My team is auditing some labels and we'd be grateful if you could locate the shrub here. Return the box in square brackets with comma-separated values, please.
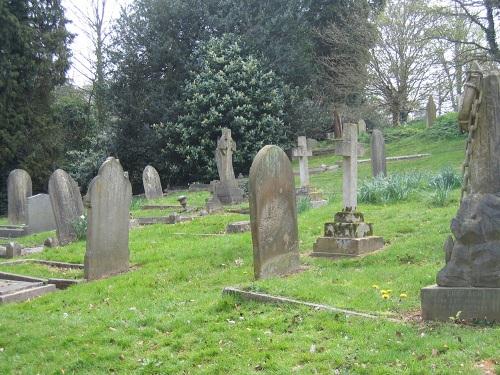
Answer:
[429, 166, 462, 191]
[424, 112, 462, 140]
[358, 172, 427, 204]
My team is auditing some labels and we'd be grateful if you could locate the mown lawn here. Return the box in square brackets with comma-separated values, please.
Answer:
[0, 124, 498, 374]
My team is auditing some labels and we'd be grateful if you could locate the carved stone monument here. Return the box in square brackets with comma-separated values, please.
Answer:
[426, 95, 437, 128]
[213, 128, 244, 204]
[48, 169, 84, 245]
[371, 129, 387, 177]
[142, 165, 163, 200]
[249, 145, 300, 279]
[421, 64, 500, 321]
[84, 157, 132, 280]
[26, 194, 57, 234]
[312, 124, 384, 258]
[7, 169, 32, 224]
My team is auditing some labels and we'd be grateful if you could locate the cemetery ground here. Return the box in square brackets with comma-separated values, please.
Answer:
[1, 127, 499, 373]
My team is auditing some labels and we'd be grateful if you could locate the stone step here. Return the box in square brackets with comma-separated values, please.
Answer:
[0, 284, 56, 304]
[0, 226, 27, 238]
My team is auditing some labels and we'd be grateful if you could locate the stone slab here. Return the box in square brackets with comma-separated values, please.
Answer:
[226, 221, 251, 233]
[0, 279, 44, 295]
[0, 283, 56, 304]
[0, 225, 27, 238]
[421, 285, 500, 321]
[311, 236, 384, 259]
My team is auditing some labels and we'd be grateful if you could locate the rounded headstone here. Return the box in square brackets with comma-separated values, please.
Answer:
[249, 145, 300, 279]
[142, 165, 163, 200]
[7, 169, 32, 224]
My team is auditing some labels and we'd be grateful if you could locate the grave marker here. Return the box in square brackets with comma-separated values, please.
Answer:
[292, 136, 312, 189]
[371, 129, 387, 177]
[26, 194, 56, 234]
[426, 95, 436, 128]
[7, 169, 32, 225]
[143, 165, 163, 199]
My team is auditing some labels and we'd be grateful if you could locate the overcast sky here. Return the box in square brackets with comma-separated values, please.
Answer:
[62, 0, 130, 87]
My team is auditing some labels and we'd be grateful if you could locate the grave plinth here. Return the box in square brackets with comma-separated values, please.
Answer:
[311, 124, 384, 259]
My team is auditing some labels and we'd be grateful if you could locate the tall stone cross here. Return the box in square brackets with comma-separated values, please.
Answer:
[292, 136, 312, 188]
[335, 123, 364, 211]
[216, 128, 237, 183]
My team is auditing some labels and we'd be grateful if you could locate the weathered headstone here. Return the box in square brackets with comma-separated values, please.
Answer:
[226, 221, 251, 234]
[312, 124, 384, 258]
[26, 194, 57, 234]
[48, 169, 84, 245]
[7, 169, 32, 225]
[426, 95, 436, 128]
[213, 128, 244, 204]
[306, 138, 319, 150]
[421, 64, 500, 321]
[370, 129, 387, 177]
[84, 157, 132, 281]
[358, 119, 367, 134]
[142, 165, 163, 200]
[249, 145, 300, 279]
[293, 136, 312, 189]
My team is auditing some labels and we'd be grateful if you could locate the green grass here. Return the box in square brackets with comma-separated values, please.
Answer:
[0, 122, 499, 374]
[0, 263, 83, 279]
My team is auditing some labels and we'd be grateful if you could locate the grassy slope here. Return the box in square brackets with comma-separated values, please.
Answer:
[0, 122, 498, 374]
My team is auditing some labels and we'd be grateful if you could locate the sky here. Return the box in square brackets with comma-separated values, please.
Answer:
[62, 0, 130, 87]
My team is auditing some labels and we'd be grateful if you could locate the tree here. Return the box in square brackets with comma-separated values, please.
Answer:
[0, 0, 72, 212]
[157, 35, 290, 184]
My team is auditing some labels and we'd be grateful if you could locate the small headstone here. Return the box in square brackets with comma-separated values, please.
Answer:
[370, 129, 387, 177]
[84, 157, 132, 281]
[177, 195, 187, 209]
[44, 237, 59, 248]
[426, 95, 437, 128]
[7, 169, 32, 225]
[358, 119, 367, 134]
[226, 221, 251, 234]
[48, 169, 84, 245]
[306, 138, 319, 150]
[292, 136, 312, 189]
[249, 145, 300, 279]
[206, 194, 223, 213]
[214, 128, 244, 204]
[5, 242, 22, 259]
[142, 165, 163, 200]
[26, 194, 56, 234]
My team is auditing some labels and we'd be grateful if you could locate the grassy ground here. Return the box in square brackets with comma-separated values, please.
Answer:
[0, 120, 498, 374]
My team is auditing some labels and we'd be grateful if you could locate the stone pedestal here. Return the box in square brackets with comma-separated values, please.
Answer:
[421, 285, 500, 321]
[214, 182, 244, 205]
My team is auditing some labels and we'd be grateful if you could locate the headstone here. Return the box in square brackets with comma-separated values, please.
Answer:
[426, 95, 436, 128]
[84, 157, 132, 281]
[48, 169, 84, 245]
[358, 119, 367, 134]
[421, 64, 500, 321]
[249, 145, 300, 279]
[142, 165, 163, 200]
[7, 169, 32, 224]
[206, 193, 223, 214]
[214, 128, 245, 204]
[226, 221, 251, 234]
[292, 136, 312, 189]
[370, 129, 387, 177]
[5, 242, 21, 259]
[26, 194, 56, 234]
[312, 124, 384, 258]
[306, 138, 319, 150]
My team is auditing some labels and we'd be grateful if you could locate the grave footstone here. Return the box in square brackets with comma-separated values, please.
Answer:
[84, 157, 132, 280]
[426, 95, 437, 128]
[7, 169, 32, 225]
[312, 124, 384, 258]
[26, 194, 56, 234]
[249, 145, 300, 279]
[143, 165, 163, 199]
[371, 129, 387, 177]
[48, 169, 84, 245]
[421, 64, 500, 321]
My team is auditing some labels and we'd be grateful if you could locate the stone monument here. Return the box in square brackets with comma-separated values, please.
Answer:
[421, 64, 500, 321]
[84, 157, 132, 280]
[426, 95, 437, 128]
[249, 145, 300, 279]
[371, 129, 387, 177]
[358, 119, 367, 134]
[48, 169, 84, 245]
[293, 136, 312, 190]
[142, 165, 163, 200]
[312, 124, 384, 258]
[213, 128, 244, 204]
[26, 194, 57, 234]
[7, 169, 32, 224]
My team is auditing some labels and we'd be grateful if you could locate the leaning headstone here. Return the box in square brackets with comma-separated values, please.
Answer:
[142, 165, 163, 200]
[48, 169, 84, 245]
[26, 194, 56, 234]
[249, 145, 300, 279]
[421, 64, 500, 321]
[213, 128, 245, 204]
[312, 124, 384, 258]
[358, 119, 367, 134]
[370, 129, 387, 177]
[84, 157, 132, 281]
[426, 95, 437, 128]
[7, 169, 32, 225]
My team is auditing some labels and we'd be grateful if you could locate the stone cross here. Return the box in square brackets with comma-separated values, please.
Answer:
[292, 136, 312, 188]
[426, 95, 436, 128]
[215, 128, 237, 183]
[334, 123, 364, 211]
[371, 129, 387, 177]
[7, 169, 32, 225]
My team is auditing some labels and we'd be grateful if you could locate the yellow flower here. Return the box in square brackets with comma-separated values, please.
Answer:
[372, 284, 379, 289]
[400, 293, 408, 298]
[382, 294, 390, 300]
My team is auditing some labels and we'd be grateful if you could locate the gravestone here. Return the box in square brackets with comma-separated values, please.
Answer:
[0, 279, 56, 304]
[249, 145, 300, 279]
[312, 124, 384, 258]
[226, 221, 251, 234]
[358, 119, 367, 134]
[426, 95, 436, 128]
[306, 138, 319, 150]
[7, 169, 32, 225]
[421, 64, 500, 321]
[213, 128, 244, 204]
[142, 165, 163, 200]
[293, 136, 312, 189]
[84, 157, 132, 281]
[48, 169, 84, 245]
[26, 194, 57, 234]
[370, 129, 387, 177]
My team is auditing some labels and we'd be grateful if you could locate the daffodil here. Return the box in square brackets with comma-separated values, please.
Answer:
[400, 293, 408, 298]
[382, 294, 390, 300]
[372, 284, 379, 289]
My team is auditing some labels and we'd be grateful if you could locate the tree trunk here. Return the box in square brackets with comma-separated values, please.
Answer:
[333, 110, 343, 138]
